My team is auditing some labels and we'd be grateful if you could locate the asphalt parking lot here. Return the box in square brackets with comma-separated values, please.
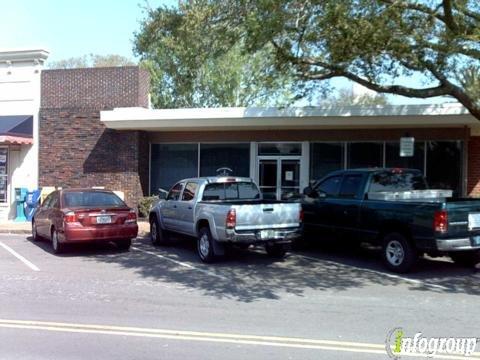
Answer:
[1, 233, 480, 359]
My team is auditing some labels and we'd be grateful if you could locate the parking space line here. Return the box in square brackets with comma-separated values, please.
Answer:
[131, 246, 227, 280]
[0, 241, 40, 272]
[295, 254, 450, 291]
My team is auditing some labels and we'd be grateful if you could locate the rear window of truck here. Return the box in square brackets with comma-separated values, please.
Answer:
[369, 170, 427, 192]
[202, 182, 261, 201]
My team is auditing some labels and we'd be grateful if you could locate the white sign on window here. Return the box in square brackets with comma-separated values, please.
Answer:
[400, 137, 415, 157]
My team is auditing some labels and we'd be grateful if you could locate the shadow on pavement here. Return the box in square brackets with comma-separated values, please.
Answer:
[27, 235, 480, 302]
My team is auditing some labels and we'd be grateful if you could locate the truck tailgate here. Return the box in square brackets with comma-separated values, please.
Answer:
[233, 202, 301, 231]
[445, 199, 480, 236]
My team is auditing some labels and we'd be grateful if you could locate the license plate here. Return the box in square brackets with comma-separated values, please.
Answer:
[260, 230, 276, 239]
[468, 213, 480, 230]
[96, 215, 111, 224]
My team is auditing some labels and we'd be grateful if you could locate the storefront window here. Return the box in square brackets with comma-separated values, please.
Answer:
[385, 141, 425, 173]
[426, 141, 463, 195]
[150, 144, 198, 194]
[310, 143, 344, 180]
[258, 143, 302, 156]
[347, 142, 383, 169]
[200, 143, 250, 177]
[0, 148, 6, 203]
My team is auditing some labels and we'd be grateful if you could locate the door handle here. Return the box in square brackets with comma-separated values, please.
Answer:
[173, 205, 177, 208]
[188, 206, 192, 210]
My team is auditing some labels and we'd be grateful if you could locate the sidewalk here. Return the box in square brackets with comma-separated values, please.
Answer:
[0, 220, 150, 236]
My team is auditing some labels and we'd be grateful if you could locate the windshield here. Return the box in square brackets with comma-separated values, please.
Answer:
[63, 191, 126, 208]
[369, 170, 428, 192]
[202, 182, 261, 201]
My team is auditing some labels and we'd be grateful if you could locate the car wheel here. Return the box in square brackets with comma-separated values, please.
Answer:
[150, 216, 168, 246]
[32, 221, 40, 242]
[450, 251, 480, 267]
[382, 232, 417, 273]
[51, 229, 64, 254]
[265, 244, 287, 259]
[116, 239, 132, 251]
[197, 227, 215, 263]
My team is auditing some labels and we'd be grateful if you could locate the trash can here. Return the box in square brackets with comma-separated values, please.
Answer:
[14, 187, 28, 222]
[25, 190, 41, 222]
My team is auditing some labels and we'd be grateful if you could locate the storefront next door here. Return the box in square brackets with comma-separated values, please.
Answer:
[258, 157, 301, 200]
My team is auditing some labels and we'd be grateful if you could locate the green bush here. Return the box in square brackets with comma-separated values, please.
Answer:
[138, 196, 158, 218]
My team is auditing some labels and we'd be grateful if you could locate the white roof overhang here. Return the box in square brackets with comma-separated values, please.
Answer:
[100, 103, 478, 132]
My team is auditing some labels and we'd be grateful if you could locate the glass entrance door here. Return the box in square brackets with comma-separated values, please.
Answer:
[258, 158, 301, 200]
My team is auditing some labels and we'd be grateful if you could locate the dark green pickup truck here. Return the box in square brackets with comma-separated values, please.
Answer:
[302, 168, 480, 273]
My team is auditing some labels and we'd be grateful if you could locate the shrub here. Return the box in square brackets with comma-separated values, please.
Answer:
[138, 196, 158, 218]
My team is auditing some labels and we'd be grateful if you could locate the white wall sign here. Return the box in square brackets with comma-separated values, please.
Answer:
[400, 137, 415, 157]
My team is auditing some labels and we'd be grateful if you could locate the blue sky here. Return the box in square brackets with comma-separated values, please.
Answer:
[0, 0, 175, 63]
[0, 0, 450, 106]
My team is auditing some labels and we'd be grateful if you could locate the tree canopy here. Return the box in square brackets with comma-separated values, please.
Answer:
[137, 0, 479, 118]
[133, 3, 309, 108]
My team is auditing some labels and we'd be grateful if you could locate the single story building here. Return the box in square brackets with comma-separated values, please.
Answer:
[38, 66, 480, 208]
[0, 49, 49, 220]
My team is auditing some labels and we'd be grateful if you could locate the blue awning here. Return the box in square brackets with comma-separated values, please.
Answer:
[0, 115, 32, 137]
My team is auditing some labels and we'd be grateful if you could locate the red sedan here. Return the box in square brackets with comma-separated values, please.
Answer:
[32, 189, 138, 253]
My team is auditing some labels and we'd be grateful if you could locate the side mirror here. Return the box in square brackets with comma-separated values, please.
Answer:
[303, 186, 319, 198]
[157, 188, 168, 200]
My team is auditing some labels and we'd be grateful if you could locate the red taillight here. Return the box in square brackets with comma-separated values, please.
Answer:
[226, 209, 236, 229]
[126, 209, 137, 224]
[299, 208, 304, 223]
[64, 211, 77, 223]
[434, 210, 448, 233]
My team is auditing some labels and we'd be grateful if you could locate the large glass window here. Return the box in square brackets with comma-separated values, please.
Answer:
[385, 142, 425, 173]
[258, 143, 302, 156]
[347, 142, 383, 169]
[200, 143, 250, 177]
[150, 144, 198, 194]
[310, 143, 344, 180]
[426, 141, 463, 195]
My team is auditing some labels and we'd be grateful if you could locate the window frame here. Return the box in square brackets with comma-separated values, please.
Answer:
[315, 175, 343, 197]
[167, 182, 184, 201]
[181, 182, 198, 202]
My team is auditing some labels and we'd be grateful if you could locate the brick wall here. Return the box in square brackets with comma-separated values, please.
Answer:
[39, 67, 150, 208]
[468, 136, 480, 197]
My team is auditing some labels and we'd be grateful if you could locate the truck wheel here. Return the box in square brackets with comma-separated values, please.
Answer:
[265, 244, 287, 259]
[382, 233, 417, 273]
[197, 227, 215, 263]
[450, 251, 480, 267]
[51, 229, 64, 255]
[115, 239, 132, 251]
[150, 216, 169, 246]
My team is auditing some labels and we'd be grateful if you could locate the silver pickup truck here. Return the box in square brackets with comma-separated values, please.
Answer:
[149, 176, 303, 262]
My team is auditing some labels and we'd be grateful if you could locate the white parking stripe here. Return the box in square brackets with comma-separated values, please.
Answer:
[296, 254, 449, 290]
[132, 246, 227, 280]
[0, 241, 40, 272]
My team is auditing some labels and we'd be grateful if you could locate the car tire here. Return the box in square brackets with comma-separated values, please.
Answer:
[32, 220, 40, 242]
[51, 228, 64, 254]
[265, 244, 287, 259]
[197, 227, 215, 263]
[450, 251, 480, 267]
[116, 239, 132, 251]
[150, 216, 169, 246]
[382, 232, 417, 273]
